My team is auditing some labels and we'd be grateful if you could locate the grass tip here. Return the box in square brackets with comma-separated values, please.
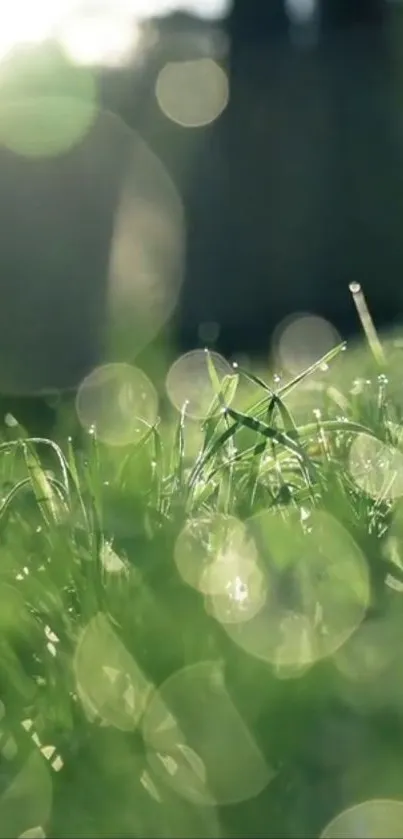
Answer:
[349, 282, 361, 295]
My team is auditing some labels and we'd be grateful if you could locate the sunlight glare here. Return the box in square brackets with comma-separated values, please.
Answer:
[0, 0, 68, 60]
[0, 0, 232, 66]
[58, 2, 147, 68]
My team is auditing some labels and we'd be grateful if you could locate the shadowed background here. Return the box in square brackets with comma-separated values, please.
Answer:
[0, 0, 401, 405]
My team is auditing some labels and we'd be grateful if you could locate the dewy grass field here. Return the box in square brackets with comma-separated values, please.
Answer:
[2, 291, 403, 837]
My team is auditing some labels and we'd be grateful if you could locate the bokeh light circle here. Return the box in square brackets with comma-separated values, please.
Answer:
[349, 433, 403, 501]
[166, 350, 233, 418]
[142, 661, 272, 806]
[107, 125, 185, 361]
[0, 750, 52, 839]
[174, 513, 267, 623]
[0, 96, 96, 158]
[0, 46, 97, 157]
[76, 363, 158, 446]
[156, 58, 229, 128]
[273, 313, 340, 376]
[74, 612, 151, 731]
[0, 110, 183, 395]
[204, 557, 267, 625]
[321, 799, 403, 838]
[219, 509, 370, 677]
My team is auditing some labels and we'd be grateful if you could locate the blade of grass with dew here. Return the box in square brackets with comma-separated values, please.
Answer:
[73, 432, 107, 613]
[349, 282, 386, 367]
[243, 341, 347, 423]
[225, 407, 316, 477]
[277, 341, 347, 399]
[0, 420, 70, 526]
[150, 425, 165, 514]
[191, 373, 240, 494]
[204, 416, 378, 497]
[297, 418, 379, 441]
[22, 442, 66, 526]
[191, 408, 317, 500]
[242, 390, 279, 507]
[250, 388, 302, 504]
[189, 419, 239, 490]
[206, 348, 226, 406]
[66, 435, 92, 536]
[201, 372, 239, 453]
[206, 358, 239, 506]
[190, 396, 304, 492]
[5, 415, 71, 497]
[116, 422, 157, 488]
[170, 402, 187, 495]
[234, 364, 301, 447]
[0, 478, 36, 528]
[29, 438, 70, 497]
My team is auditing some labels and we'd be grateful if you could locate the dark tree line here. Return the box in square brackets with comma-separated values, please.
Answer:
[229, 0, 386, 41]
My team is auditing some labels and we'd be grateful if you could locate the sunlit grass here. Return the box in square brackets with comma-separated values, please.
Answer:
[3, 308, 403, 835]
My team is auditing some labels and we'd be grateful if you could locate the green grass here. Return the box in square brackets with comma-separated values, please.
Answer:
[2, 328, 403, 837]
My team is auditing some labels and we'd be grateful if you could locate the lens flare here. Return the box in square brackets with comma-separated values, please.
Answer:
[76, 363, 158, 446]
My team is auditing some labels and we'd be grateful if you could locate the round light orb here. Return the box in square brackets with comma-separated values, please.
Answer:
[274, 313, 340, 376]
[76, 362, 158, 446]
[142, 661, 272, 806]
[349, 433, 403, 502]
[156, 58, 229, 128]
[166, 350, 233, 418]
[221, 508, 370, 676]
[0, 45, 97, 157]
[321, 799, 403, 839]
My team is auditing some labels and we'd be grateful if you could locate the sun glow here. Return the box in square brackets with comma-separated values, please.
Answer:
[0, 0, 232, 65]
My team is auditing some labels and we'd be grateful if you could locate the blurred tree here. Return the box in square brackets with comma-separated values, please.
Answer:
[229, 0, 387, 40]
[319, 0, 386, 30]
[229, 0, 289, 43]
